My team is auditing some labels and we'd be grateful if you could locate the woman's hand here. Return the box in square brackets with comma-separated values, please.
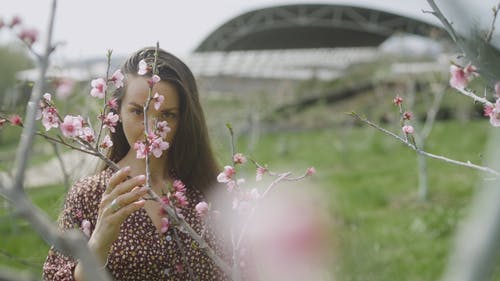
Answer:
[88, 166, 148, 264]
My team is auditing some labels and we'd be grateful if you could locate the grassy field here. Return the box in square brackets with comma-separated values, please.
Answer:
[0, 119, 497, 280]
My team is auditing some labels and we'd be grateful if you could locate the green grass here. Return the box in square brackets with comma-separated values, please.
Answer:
[0, 119, 496, 280]
[0, 184, 66, 277]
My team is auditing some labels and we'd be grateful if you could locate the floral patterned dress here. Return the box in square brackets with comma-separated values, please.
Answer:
[42, 168, 230, 281]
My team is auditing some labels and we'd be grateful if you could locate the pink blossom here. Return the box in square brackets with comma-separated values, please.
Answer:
[489, 100, 500, 127]
[90, 78, 107, 99]
[195, 201, 209, 217]
[137, 59, 148, 75]
[174, 191, 188, 207]
[107, 98, 119, 111]
[173, 180, 186, 193]
[403, 111, 413, 120]
[306, 167, 316, 176]
[81, 219, 91, 237]
[484, 104, 494, 117]
[256, 167, 267, 182]
[250, 188, 260, 200]
[100, 135, 113, 149]
[41, 107, 59, 131]
[79, 127, 95, 143]
[159, 196, 170, 216]
[148, 75, 161, 88]
[150, 136, 169, 158]
[9, 16, 21, 28]
[226, 180, 236, 192]
[153, 92, 164, 110]
[60, 115, 83, 138]
[18, 28, 38, 46]
[160, 217, 170, 234]
[156, 121, 171, 138]
[393, 95, 403, 106]
[449, 64, 478, 89]
[55, 79, 75, 99]
[134, 141, 148, 159]
[233, 153, 247, 165]
[9, 115, 22, 126]
[402, 125, 414, 134]
[110, 69, 124, 88]
[43, 93, 52, 102]
[102, 112, 119, 133]
[217, 166, 235, 183]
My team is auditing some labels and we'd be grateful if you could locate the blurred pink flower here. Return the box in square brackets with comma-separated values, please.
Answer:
[150, 136, 169, 158]
[9, 115, 22, 126]
[217, 166, 235, 183]
[233, 153, 247, 165]
[195, 201, 209, 217]
[60, 115, 83, 138]
[137, 59, 148, 75]
[107, 98, 119, 111]
[90, 78, 107, 99]
[156, 121, 170, 138]
[148, 75, 161, 88]
[102, 112, 119, 133]
[402, 125, 414, 134]
[449, 63, 478, 89]
[100, 135, 113, 149]
[81, 219, 91, 237]
[173, 179, 186, 193]
[160, 217, 170, 234]
[110, 69, 124, 88]
[256, 167, 267, 182]
[153, 92, 164, 110]
[41, 107, 59, 131]
[306, 167, 316, 176]
[134, 141, 148, 159]
[18, 28, 37, 46]
[9, 16, 21, 28]
[79, 127, 95, 143]
[55, 79, 75, 99]
[403, 111, 413, 120]
[174, 191, 188, 207]
[489, 100, 500, 127]
[393, 95, 403, 106]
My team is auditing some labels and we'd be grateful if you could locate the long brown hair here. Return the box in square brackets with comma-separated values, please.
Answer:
[102, 47, 220, 194]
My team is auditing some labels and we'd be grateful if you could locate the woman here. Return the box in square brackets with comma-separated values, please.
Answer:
[43, 47, 229, 281]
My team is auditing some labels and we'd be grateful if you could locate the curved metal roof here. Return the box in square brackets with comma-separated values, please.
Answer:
[195, 3, 446, 52]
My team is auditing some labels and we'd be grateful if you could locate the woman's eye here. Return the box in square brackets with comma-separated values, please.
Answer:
[132, 109, 143, 115]
[162, 112, 177, 119]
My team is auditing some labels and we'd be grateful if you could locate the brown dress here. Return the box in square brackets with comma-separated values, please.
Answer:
[42, 168, 230, 281]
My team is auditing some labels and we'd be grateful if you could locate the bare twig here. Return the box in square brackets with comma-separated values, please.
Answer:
[11, 0, 57, 191]
[50, 142, 70, 189]
[350, 112, 500, 178]
[424, 0, 459, 43]
[0, 1, 111, 280]
[485, 4, 500, 43]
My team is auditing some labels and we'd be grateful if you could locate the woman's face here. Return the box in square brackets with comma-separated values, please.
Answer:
[120, 75, 180, 154]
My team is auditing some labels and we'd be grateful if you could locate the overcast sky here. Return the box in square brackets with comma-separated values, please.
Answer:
[0, 0, 498, 62]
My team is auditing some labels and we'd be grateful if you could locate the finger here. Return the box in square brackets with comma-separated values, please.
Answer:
[105, 166, 131, 195]
[111, 199, 146, 222]
[109, 174, 146, 198]
[103, 185, 148, 216]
